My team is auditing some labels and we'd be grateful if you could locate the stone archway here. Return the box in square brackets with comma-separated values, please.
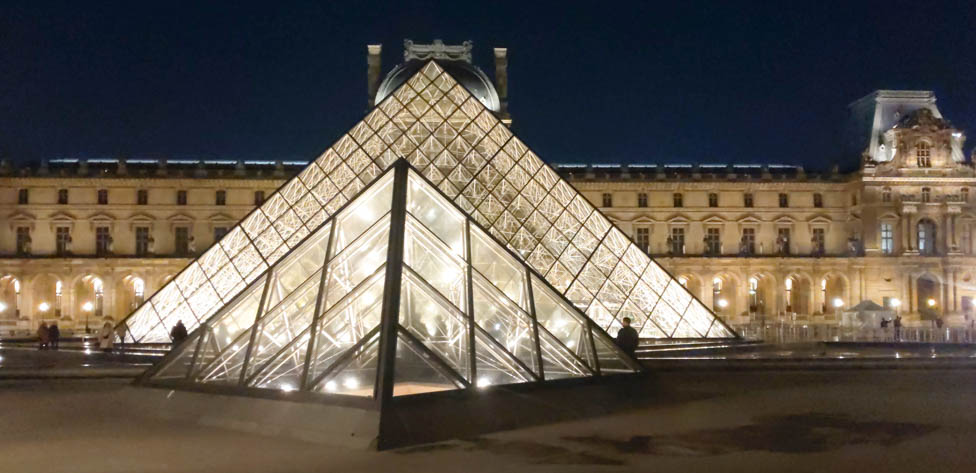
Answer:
[676, 274, 703, 302]
[749, 273, 777, 317]
[917, 273, 942, 321]
[785, 273, 813, 315]
[711, 273, 741, 317]
[0, 275, 21, 320]
[822, 273, 849, 314]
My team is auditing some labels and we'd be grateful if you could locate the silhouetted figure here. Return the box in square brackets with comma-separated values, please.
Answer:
[37, 322, 50, 350]
[170, 320, 189, 345]
[894, 315, 902, 341]
[615, 317, 639, 358]
[880, 318, 889, 329]
[115, 324, 127, 351]
[98, 322, 114, 352]
[48, 323, 61, 350]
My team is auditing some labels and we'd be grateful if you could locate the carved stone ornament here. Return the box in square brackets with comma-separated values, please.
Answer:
[404, 39, 473, 63]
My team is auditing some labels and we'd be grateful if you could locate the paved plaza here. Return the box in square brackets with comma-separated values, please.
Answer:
[1, 367, 974, 472]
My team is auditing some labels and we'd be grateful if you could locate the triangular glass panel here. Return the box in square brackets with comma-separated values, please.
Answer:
[530, 277, 596, 367]
[471, 274, 539, 376]
[591, 329, 642, 374]
[150, 331, 201, 380]
[247, 330, 310, 391]
[313, 331, 380, 397]
[472, 327, 536, 388]
[399, 270, 471, 382]
[537, 324, 592, 380]
[393, 328, 465, 396]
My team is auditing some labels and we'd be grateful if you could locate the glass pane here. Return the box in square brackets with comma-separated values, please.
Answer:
[307, 272, 384, 385]
[404, 218, 466, 310]
[151, 332, 200, 380]
[393, 330, 462, 396]
[531, 277, 595, 367]
[267, 222, 331, 305]
[314, 332, 379, 397]
[592, 329, 638, 374]
[332, 172, 394, 255]
[473, 329, 534, 388]
[198, 332, 249, 385]
[537, 326, 591, 380]
[324, 216, 390, 310]
[209, 277, 265, 350]
[248, 333, 310, 392]
[471, 225, 528, 309]
[472, 275, 539, 376]
[244, 270, 321, 381]
[407, 171, 465, 257]
[399, 273, 471, 381]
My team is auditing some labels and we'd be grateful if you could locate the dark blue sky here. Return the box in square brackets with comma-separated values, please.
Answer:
[1, 1, 974, 169]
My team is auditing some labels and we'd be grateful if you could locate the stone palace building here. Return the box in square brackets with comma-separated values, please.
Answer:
[1, 42, 974, 335]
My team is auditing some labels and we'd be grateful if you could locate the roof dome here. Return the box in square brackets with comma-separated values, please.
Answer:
[374, 59, 500, 112]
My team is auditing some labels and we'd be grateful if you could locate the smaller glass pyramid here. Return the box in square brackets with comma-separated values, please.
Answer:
[142, 160, 641, 399]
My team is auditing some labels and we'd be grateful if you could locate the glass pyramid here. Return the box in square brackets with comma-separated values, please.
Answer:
[143, 161, 641, 398]
[120, 60, 734, 345]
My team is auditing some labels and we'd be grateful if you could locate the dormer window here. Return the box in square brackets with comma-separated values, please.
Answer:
[916, 141, 931, 168]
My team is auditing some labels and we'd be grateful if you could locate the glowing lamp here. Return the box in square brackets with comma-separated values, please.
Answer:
[717, 299, 729, 308]
[0, 302, 6, 313]
[832, 298, 844, 308]
[927, 298, 937, 307]
[38, 302, 50, 312]
[890, 298, 901, 308]
[82, 301, 94, 312]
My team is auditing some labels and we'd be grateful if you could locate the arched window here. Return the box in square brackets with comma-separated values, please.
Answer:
[921, 187, 931, 203]
[916, 142, 932, 167]
[882, 187, 892, 203]
[917, 219, 937, 255]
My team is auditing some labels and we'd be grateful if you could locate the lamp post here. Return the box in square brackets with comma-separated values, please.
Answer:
[82, 301, 94, 334]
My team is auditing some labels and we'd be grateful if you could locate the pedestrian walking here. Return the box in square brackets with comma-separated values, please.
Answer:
[170, 320, 189, 345]
[615, 317, 639, 358]
[48, 322, 61, 350]
[98, 322, 114, 353]
[37, 322, 50, 350]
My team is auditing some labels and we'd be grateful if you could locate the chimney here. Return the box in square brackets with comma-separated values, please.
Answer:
[493, 47, 511, 126]
[367, 44, 383, 109]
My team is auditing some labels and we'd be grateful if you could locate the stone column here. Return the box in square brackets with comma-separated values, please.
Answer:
[902, 213, 911, 252]
[493, 47, 511, 125]
[366, 44, 382, 109]
[909, 275, 917, 313]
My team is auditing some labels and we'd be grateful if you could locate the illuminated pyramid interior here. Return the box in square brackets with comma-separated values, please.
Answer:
[120, 60, 735, 349]
[144, 161, 641, 396]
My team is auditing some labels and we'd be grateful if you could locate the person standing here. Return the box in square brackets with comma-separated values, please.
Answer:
[894, 315, 902, 342]
[170, 320, 189, 345]
[48, 322, 61, 350]
[115, 324, 127, 351]
[37, 322, 50, 350]
[615, 317, 639, 358]
[98, 322, 114, 353]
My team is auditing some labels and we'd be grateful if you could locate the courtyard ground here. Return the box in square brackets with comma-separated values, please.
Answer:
[1, 367, 974, 472]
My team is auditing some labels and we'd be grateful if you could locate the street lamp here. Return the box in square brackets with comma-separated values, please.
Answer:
[82, 301, 94, 334]
[927, 298, 937, 308]
[38, 302, 50, 312]
[717, 298, 729, 309]
[832, 298, 844, 309]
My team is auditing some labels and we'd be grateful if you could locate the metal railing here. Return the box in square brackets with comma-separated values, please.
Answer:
[734, 322, 976, 344]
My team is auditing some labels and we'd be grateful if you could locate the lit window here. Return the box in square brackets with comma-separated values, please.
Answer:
[779, 193, 788, 208]
[708, 193, 718, 208]
[673, 193, 683, 208]
[637, 192, 648, 208]
[916, 141, 931, 167]
[918, 219, 936, 255]
[97, 189, 108, 205]
[743, 193, 753, 208]
[881, 223, 894, 255]
[813, 193, 823, 208]
[601, 193, 612, 207]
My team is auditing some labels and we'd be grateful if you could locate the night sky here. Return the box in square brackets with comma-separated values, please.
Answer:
[1, 1, 974, 170]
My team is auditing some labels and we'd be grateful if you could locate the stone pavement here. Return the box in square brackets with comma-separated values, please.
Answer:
[1, 369, 974, 472]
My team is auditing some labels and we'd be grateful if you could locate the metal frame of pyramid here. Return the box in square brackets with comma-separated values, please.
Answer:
[142, 159, 642, 395]
[119, 60, 736, 346]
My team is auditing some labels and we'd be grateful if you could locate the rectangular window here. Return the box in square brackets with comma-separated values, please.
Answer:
[741, 228, 755, 255]
[177, 190, 187, 206]
[214, 226, 229, 242]
[216, 190, 226, 206]
[174, 227, 190, 256]
[812, 228, 826, 255]
[637, 193, 648, 208]
[17, 189, 28, 205]
[15, 227, 30, 255]
[705, 228, 721, 255]
[601, 193, 612, 207]
[673, 193, 683, 208]
[813, 193, 823, 208]
[743, 193, 753, 208]
[55, 227, 70, 256]
[95, 226, 111, 256]
[635, 227, 650, 252]
[254, 191, 265, 206]
[779, 193, 788, 208]
[669, 227, 685, 255]
[777, 228, 791, 255]
[58, 189, 69, 205]
[135, 227, 150, 256]
[708, 193, 718, 208]
[97, 189, 108, 205]
[880, 223, 894, 255]
[137, 189, 148, 205]
[882, 188, 892, 203]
